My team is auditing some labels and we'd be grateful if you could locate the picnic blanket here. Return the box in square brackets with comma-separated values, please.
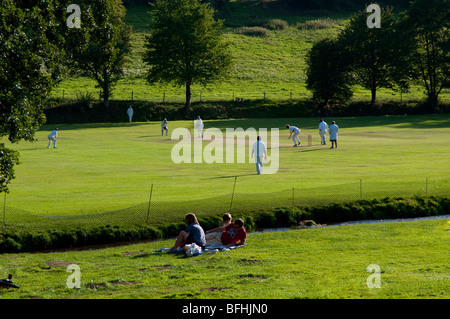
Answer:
[153, 243, 246, 257]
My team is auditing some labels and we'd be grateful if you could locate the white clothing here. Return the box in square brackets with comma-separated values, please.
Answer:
[329, 124, 339, 140]
[161, 120, 168, 135]
[289, 126, 300, 134]
[252, 141, 266, 163]
[319, 121, 328, 144]
[195, 118, 204, 137]
[319, 121, 328, 133]
[127, 107, 133, 122]
[47, 130, 58, 148]
[48, 130, 58, 138]
[252, 140, 266, 174]
[289, 126, 300, 145]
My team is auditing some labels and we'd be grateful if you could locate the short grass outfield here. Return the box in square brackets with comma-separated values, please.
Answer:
[2, 114, 449, 221]
[0, 218, 449, 299]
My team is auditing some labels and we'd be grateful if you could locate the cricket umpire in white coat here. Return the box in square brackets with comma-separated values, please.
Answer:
[251, 136, 267, 174]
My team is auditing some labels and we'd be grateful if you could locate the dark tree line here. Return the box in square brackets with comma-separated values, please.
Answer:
[0, 0, 232, 191]
[282, 0, 411, 10]
[0, 0, 132, 192]
[306, 0, 449, 112]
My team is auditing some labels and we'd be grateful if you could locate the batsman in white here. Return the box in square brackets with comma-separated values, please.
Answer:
[195, 115, 204, 138]
[47, 128, 58, 148]
[318, 118, 328, 145]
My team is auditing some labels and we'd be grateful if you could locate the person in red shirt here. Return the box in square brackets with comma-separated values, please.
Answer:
[205, 218, 246, 247]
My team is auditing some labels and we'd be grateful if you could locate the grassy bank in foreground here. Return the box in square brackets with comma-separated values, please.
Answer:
[1, 219, 449, 299]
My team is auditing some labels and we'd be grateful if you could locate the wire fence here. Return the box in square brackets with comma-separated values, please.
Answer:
[51, 89, 314, 103]
[1, 177, 448, 231]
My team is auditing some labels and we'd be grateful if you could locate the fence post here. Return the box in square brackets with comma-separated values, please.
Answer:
[360, 179, 363, 200]
[146, 184, 153, 224]
[131, 91, 134, 101]
[2, 191, 6, 228]
[229, 176, 237, 213]
[292, 187, 295, 206]
[425, 177, 428, 197]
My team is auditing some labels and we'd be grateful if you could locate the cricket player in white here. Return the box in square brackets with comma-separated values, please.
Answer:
[127, 105, 133, 123]
[285, 124, 301, 147]
[47, 128, 58, 148]
[318, 119, 328, 145]
[251, 136, 267, 174]
[161, 118, 168, 136]
[195, 116, 204, 138]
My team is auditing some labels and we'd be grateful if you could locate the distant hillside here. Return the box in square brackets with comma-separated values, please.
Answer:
[51, 0, 447, 108]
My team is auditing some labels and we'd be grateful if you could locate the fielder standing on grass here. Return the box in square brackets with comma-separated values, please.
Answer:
[127, 105, 134, 123]
[161, 118, 168, 136]
[251, 136, 267, 175]
[47, 128, 58, 148]
[285, 124, 301, 147]
[318, 118, 328, 145]
[329, 121, 339, 149]
[195, 115, 204, 138]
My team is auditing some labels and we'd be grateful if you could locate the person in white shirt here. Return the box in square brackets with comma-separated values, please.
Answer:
[251, 136, 267, 174]
[161, 118, 168, 136]
[127, 105, 134, 123]
[285, 124, 301, 147]
[318, 119, 328, 145]
[47, 128, 58, 148]
[328, 121, 339, 149]
[195, 116, 204, 138]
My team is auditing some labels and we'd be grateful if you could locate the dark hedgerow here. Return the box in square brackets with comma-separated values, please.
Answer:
[0, 196, 447, 253]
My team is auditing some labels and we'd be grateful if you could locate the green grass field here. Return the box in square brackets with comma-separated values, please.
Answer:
[1, 114, 449, 225]
[1, 218, 448, 299]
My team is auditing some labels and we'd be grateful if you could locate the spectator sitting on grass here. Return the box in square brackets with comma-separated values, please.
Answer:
[169, 213, 206, 252]
[220, 213, 232, 227]
[205, 218, 246, 247]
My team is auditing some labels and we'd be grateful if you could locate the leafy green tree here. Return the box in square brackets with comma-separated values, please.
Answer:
[144, 0, 233, 112]
[404, 0, 449, 112]
[69, 0, 132, 108]
[306, 38, 353, 110]
[338, 6, 410, 106]
[0, 0, 67, 192]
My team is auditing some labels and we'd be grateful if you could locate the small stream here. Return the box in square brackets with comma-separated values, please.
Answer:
[30, 214, 450, 254]
[254, 214, 450, 233]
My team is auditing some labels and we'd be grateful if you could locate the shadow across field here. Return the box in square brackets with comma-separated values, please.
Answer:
[207, 114, 450, 131]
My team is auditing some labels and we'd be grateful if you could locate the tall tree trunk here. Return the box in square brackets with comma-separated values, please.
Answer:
[371, 87, 377, 107]
[103, 85, 110, 108]
[185, 82, 191, 113]
[102, 70, 110, 108]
